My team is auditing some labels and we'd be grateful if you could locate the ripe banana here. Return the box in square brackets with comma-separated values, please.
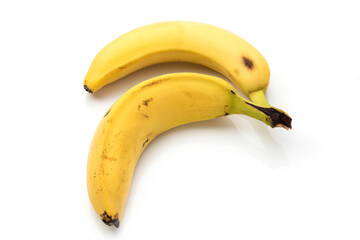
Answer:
[87, 73, 292, 227]
[84, 21, 276, 107]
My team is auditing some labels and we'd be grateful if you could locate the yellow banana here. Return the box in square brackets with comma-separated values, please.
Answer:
[87, 73, 291, 227]
[84, 21, 276, 107]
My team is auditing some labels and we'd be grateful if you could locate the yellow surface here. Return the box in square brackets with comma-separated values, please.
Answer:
[84, 21, 270, 105]
[87, 73, 286, 225]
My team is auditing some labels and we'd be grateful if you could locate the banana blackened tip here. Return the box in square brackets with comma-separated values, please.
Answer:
[274, 113, 292, 129]
[268, 109, 292, 129]
[100, 211, 119, 228]
[84, 85, 93, 93]
[245, 102, 292, 129]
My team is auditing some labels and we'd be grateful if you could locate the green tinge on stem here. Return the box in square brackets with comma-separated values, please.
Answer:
[248, 90, 271, 107]
[230, 95, 292, 129]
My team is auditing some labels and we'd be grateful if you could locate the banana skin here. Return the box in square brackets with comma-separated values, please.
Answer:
[87, 73, 292, 227]
[84, 21, 277, 108]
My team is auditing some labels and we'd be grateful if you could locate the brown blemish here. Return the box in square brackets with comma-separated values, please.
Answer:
[101, 154, 117, 161]
[224, 104, 229, 115]
[100, 211, 119, 228]
[242, 56, 254, 70]
[142, 138, 149, 147]
[143, 114, 149, 118]
[234, 69, 239, 76]
[142, 98, 153, 106]
[143, 98, 153, 106]
[216, 105, 230, 118]
[141, 79, 164, 89]
[226, 71, 235, 81]
[99, 161, 105, 175]
[138, 98, 153, 112]
[104, 108, 111, 117]
[230, 90, 236, 95]
[117, 61, 133, 71]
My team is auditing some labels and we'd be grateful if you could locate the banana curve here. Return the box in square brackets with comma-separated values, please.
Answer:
[87, 73, 291, 227]
[83, 21, 273, 105]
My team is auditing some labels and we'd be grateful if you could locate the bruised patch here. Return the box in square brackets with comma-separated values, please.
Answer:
[230, 90, 236, 95]
[242, 56, 254, 70]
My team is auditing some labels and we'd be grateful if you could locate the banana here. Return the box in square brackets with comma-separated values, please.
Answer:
[84, 21, 276, 107]
[87, 73, 291, 227]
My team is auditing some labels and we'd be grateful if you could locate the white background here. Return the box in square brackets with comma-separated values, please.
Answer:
[1, 0, 359, 239]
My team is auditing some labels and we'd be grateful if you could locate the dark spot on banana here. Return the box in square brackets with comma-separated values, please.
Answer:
[242, 56, 254, 70]
[101, 154, 117, 161]
[224, 105, 229, 115]
[100, 211, 119, 228]
[143, 113, 149, 118]
[104, 108, 111, 117]
[84, 85, 93, 93]
[117, 61, 134, 71]
[141, 79, 164, 89]
[142, 98, 153, 106]
[230, 90, 236, 95]
[142, 138, 149, 147]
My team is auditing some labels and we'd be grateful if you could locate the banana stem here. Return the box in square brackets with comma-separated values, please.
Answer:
[231, 96, 292, 129]
[248, 90, 271, 107]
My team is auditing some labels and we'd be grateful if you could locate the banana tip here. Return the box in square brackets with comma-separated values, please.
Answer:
[275, 122, 292, 130]
[84, 85, 93, 93]
[273, 112, 292, 130]
[100, 211, 119, 228]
